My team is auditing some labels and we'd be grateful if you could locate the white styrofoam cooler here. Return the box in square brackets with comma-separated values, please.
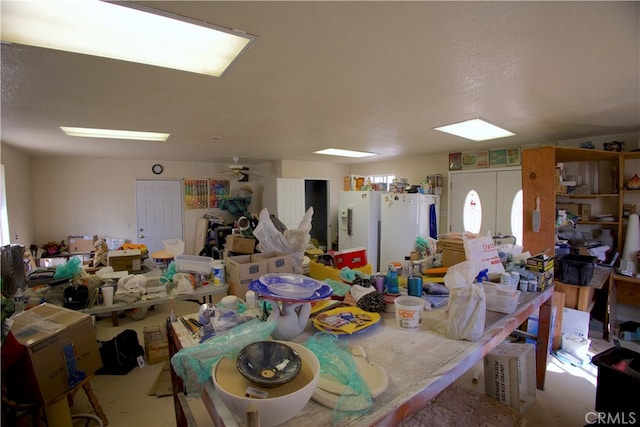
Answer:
[175, 255, 213, 275]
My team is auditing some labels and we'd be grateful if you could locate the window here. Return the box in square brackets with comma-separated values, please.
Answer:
[463, 189, 482, 234]
[510, 190, 523, 246]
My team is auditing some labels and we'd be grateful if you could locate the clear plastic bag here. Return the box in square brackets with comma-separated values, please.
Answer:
[253, 207, 314, 274]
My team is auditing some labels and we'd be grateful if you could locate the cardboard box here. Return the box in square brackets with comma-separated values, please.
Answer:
[108, 249, 142, 272]
[579, 204, 591, 220]
[484, 342, 536, 414]
[225, 254, 269, 297]
[225, 234, 256, 254]
[333, 247, 368, 269]
[526, 255, 554, 272]
[68, 235, 97, 254]
[256, 252, 294, 274]
[143, 325, 169, 365]
[439, 238, 466, 267]
[525, 254, 554, 291]
[10, 303, 102, 404]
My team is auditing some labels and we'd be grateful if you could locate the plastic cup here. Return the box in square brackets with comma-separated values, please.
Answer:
[394, 295, 425, 331]
[102, 286, 114, 306]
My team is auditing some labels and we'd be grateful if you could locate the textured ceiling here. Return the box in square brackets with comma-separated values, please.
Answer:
[1, 1, 639, 165]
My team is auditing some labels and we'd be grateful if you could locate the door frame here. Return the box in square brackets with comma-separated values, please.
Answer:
[276, 177, 331, 250]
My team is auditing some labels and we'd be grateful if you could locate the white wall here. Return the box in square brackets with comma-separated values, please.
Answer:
[350, 152, 450, 235]
[1, 142, 34, 247]
[25, 156, 262, 255]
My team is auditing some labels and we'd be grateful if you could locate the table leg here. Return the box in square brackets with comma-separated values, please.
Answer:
[111, 312, 119, 327]
[535, 293, 553, 390]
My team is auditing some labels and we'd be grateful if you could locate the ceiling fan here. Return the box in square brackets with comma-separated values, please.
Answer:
[217, 157, 262, 181]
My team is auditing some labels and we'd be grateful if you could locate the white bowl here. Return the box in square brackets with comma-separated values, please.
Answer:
[212, 341, 320, 427]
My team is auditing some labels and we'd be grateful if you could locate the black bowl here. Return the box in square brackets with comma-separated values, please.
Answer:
[236, 341, 302, 388]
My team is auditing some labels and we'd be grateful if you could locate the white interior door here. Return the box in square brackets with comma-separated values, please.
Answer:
[496, 170, 523, 244]
[276, 178, 305, 231]
[450, 171, 498, 236]
[136, 180, 183, 254]
[449, 168, 522, 239]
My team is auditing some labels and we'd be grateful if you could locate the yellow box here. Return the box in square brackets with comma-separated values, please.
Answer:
[309, 260, 372, 282]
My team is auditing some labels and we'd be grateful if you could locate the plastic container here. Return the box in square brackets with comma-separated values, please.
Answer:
[591, 346, 640, 413]
[556, 254, 595, 286]
[394, 295, 425, 331]
[385, 264, 399, 294]
[163, 239, 185, 256]
[484, 283, 520, 314]
[174, 254, 214, 275]
[561, 334, 591, 361]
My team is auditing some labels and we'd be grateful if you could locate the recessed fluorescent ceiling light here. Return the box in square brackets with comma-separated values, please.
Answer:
[314, 148, 377, 158]
[61, 127, 170, 142]
[434, 118, 515, 141]
[1, 1, 255, 77]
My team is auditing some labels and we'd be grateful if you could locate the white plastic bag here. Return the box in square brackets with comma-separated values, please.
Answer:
[463, 232, 505, 275]
[253, 207, 314, 274]
[444, 259, 486, 341]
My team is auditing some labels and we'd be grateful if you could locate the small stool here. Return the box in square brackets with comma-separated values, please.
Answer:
[67, 374, 108, 426]
[151, 249, 174, 269]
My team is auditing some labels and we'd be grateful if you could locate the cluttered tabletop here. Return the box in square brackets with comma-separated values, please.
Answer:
[169, 267, 554, 427]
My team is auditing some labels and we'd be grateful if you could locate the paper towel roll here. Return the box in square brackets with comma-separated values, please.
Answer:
[622, 214, 640, 272]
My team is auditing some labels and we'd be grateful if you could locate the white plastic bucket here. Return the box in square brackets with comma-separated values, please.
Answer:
[394, 295, 425, 331]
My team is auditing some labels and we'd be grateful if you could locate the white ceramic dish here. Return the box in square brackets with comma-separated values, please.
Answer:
[312, 345, 388, 409]
[259, 273, 323, 299]
[249, 280, 333, 302]
[212, 341, 320, 427]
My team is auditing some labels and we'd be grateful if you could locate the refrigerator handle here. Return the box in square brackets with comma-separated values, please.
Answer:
[347, 207, 353, 236]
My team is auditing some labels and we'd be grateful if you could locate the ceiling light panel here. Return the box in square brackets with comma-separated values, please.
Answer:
[1, 1, 256, 77]
[314, 148, 378, 158]
[61, 127, 170, 141]
[434, 119, 515, 142]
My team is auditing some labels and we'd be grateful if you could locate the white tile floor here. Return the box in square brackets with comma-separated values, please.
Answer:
[68, 300, 639, 426]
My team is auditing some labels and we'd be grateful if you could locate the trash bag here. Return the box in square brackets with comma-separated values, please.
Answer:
[1, 244, 26, 297]
[444, 259, 486, 342]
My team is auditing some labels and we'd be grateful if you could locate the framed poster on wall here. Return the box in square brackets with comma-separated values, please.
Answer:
[462, 152, 477, 169]
[449, 153, 462, 170]
[489, 149, 507, 167]
[506, 147, 521, 166]
[477, 151, 489, 168]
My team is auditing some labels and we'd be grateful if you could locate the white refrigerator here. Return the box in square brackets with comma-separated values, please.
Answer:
[338, 191, 382, 272]
[379, 193, 440, 270]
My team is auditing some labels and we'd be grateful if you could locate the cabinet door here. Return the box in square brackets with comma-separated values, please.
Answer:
[522, 147, 556, 255]
[449, 169, 521, 241]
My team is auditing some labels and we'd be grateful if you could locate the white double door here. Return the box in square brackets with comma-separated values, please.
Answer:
[448, 168, 522, 244]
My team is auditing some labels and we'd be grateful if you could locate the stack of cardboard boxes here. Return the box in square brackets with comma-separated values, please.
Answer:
[225, 252, 294, 297]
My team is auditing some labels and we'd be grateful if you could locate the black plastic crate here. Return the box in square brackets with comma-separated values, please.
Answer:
[591, 346, 640, 413]
[555, 254, 595, 286]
